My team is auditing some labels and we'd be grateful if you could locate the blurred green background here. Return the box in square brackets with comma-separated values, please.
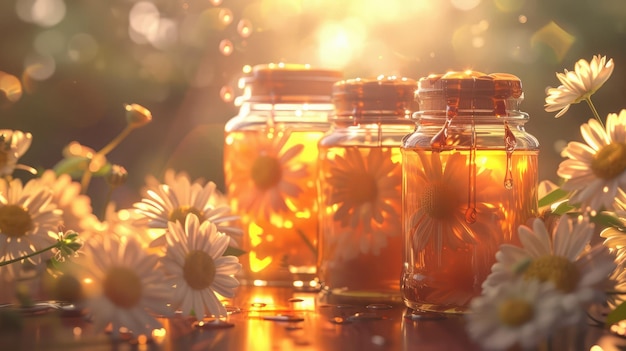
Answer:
[1, 0, 625, 212]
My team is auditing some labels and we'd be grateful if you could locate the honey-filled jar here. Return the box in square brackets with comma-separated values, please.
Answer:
[401, 71, 539, 313]
[317, 76, 417, 303]
[224, 63, 342, 287]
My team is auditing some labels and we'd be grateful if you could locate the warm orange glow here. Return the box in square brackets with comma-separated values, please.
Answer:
[224, 130, 324, 280]
[402, 150, 538, 311]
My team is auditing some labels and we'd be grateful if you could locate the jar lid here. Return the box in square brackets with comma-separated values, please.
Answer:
[241, 63, 343, 103]
[416, 71, 523, 115]
[332, 75, 417, 120]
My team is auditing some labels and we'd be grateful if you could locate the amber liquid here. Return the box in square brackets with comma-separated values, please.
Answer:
[317, 146, 404, 303]
[401, 149, 538, 313]
[224, 129, 323, 285]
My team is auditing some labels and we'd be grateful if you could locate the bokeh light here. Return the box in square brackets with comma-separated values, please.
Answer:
[219, 8, 233, 26]
[24, 53, 55, 80]
[34, 29, 65, 57]
[315, 19, 366, 68]
[237, 19, 253, 38]
[15, 0, 66, 27]
[494, 0, 525, 12]
[67, 33, 98, 63]
[531, 21, 576, 62]
[451, 0, 481, 11]
[219, 39, 234, 56]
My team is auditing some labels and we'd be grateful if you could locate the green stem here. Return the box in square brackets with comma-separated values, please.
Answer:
[0, 242, 59, 267]
[80, 125, 135, 194]
[101, 187, 113, 220]
[584, 96, 604, 128]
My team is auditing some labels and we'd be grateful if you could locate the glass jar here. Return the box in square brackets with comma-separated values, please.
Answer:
[224, 63, 342, 287]
[401, 71, 539, 313]
[317, 76, 417, 303]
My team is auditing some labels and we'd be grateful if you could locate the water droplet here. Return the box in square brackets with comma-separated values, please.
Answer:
[503, 122, 516, 189]
[365, 304, 392, 310]
[250, 302, 267, 308]
[403, 309, 446, 320]
[330, 316, 351, 324]
[225, 305, 241, 314]
[288, 298, 304, 303]
[504, 178, 514, 190]
[193, 319, 234, 329]
[464, 207, 477, 224]
[219, 39, 233, 56]
[347, 312, 382, 322]
[263, 314, 304, 322]
[371, 335, 386, 346]
[237, 19, 253, 38]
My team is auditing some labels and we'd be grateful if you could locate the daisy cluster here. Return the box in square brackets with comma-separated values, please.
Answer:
[0, 104, 242, 339]
[466, 55, 626, 350]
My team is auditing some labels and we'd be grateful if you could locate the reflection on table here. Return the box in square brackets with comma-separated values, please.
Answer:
[2, 285, 626, 351]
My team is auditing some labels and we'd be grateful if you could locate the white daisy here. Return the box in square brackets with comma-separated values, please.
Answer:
[483, 217, 615, 324]
[29, 169, 98, 233]
[161, 214, 241, 319]
[545, 55, 614, 118]
[0, 178, 62, 278]
[83, 203, 156, 247]
[0, 129, 33, 176]
[134, 169, 242, 245]
[407, 151, 502, 253]
[224, 130, 308, 219]
[557, 110, 626, 212]
[466, 277, 563, 351]
[76, 236, 172, 338]
[321, 147, 402, 258]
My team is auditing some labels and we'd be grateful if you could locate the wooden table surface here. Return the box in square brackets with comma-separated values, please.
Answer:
[2, 285, 626, 351]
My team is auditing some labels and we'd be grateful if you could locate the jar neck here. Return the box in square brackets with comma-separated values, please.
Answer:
[414, 110, 530, 125]
[332, 110, 413, 126]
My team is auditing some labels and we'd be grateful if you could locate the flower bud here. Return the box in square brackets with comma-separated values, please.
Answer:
[106, 165, 128, 188]
[125, 103, 152, 128]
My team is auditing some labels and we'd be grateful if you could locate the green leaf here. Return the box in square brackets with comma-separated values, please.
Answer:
[552, 201, 576, 215]
[592, 212, 626, 230]
[223, 246, 246, 257]
[606, 301, 626, 327]
[538, 188, 569, 208]
[53, 156, 112, 179]
[53, 156, 89, 178]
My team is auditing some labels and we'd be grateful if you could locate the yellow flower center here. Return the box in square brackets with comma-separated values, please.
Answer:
[498, 298, 534, 327]
[0, 204, 33, 238]
[168, 206, 205, 224]
[103, 267, 143, 309]
[420, 181, 457, 219]
[523, 255, 580, 293]
[251, 155, 282, 190]
[591, 142, 626, 179]
[183, 250, 216, 290]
